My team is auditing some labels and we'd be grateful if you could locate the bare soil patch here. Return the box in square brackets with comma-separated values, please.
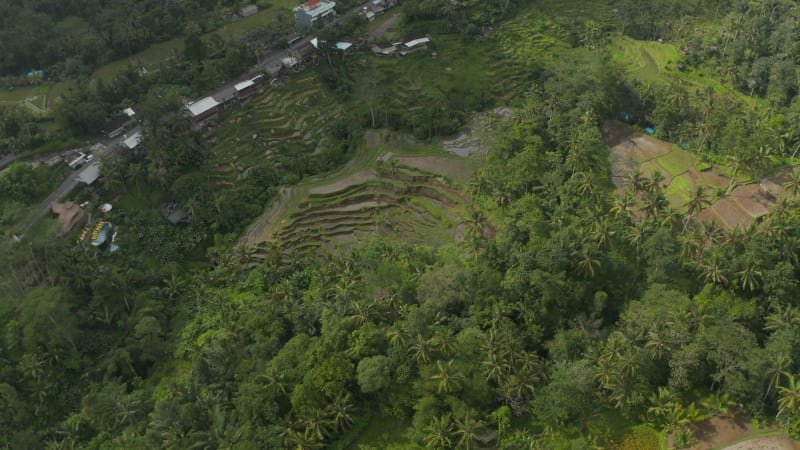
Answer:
[606, 120, 785, 228]
[720, 436, 799, 450]
[690, 414, 753, 450]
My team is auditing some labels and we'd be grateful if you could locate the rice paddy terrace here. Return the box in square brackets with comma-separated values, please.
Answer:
[207, 70, 341, 185]
[240, 130, 480, 259]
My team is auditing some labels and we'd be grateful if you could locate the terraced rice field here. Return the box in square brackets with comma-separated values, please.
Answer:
[268, 164, 471, 256]
[239, 128, 481, 259]
[606, 121, 789, 228]
[207, 71, 341, 184]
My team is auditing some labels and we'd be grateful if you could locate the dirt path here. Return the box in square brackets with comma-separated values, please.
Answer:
[239, 186, 296, 245]
[720, 436, 799, 450]
[368, 12, 404, 40]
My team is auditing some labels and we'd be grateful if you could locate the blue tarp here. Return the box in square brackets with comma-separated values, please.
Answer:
[26, 70, 44, 78]
[645, 127, 655, 135]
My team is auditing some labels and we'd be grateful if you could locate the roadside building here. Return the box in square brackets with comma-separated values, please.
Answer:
[234, 74, 265, 101]
[239, 4, 258, 17]
[399, 33, 432, 56]
[123, 131, 143, 150]
[371, 42, 397, 56]
[185, 96, 221, 122]
[75, 162, 102, 185]
[294, 0, 337, 31]
[102, 114, 135, 138]
[211, 85, 238, 106]
[361, 0, 396, 20]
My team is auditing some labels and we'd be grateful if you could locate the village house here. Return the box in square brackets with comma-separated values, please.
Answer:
[371, 41, 397, 56]
[234, 74, 265, 101]
[75, 162, 102, 185]
[102, 114, 135, 138]
[185, 96, 222, 123]
[123, 131, 142, 150]
[361, 0, 397, 21]
[294, 0, 337, 31]
[398, 33, 432, 56]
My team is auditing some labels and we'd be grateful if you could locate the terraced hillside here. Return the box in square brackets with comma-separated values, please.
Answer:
[241, 130, 481, 259]
[207, 71, 341, 184]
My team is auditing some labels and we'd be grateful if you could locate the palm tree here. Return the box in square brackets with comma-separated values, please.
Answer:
[777, 374, 800, 418]
[453, 413, 485, 450]
[611, 191, 636, 217]
[625, 170, 647, 193]
[765, 353, 791, 399]
[431, 359, 463, 395]
[327, 394, 355, 432]
[685, 186, 711, 216]
[735, 258, 762, 291]
[698, 254, 729, 286]
[576, 248, 601, 278]
[431, 328, 457, 357]
[410, 335, 432, 363]
[783, 170, 800, 197]
[302, 409, 333, 441]
[481, 351, 507, 384]
[423, 416, 454, 450]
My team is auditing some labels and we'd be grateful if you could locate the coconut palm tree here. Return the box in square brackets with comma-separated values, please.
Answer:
[698, 254, 729, 286]
[423, 416, 454, 450]
[431, 360, 463, 395]
[736, 258, 762, 291]
[777, 374, 800, 418]
[783, 170, 800, 197]
[764, 353, 791, 399]
[327, 394, 355, 432]
[685, 186, 711, 216]
[453, 413, 485, 450]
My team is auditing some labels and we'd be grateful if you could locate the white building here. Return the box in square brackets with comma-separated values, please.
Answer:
[294, 0, 336, 31]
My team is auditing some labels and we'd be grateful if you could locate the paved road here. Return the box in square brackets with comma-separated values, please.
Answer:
[0, 128, 137, 248]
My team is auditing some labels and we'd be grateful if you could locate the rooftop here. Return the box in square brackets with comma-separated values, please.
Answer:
[186, 96, 220, 116]
[123, 132, 142, 150]
[75, 162, 102, 185]
[295, 0, 336, 13]
[234, 79, 256, 92]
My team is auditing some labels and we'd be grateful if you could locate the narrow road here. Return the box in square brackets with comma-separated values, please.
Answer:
[0, 128, 137, 248]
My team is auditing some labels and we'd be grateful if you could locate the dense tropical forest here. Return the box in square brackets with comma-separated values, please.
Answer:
[3, 0, 800, 449]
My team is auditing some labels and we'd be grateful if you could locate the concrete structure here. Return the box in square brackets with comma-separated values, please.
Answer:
[239, 4, 258, 17]
[294, 0, 336, 31]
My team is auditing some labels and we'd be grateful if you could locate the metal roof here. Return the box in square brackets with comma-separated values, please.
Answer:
[186, 97, 220, 117]
[234, 79, 256, 91]
[75, 162, 102, 185]
[123, 132, 142, 149]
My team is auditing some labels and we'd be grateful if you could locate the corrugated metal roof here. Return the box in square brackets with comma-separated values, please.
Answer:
[186, 97, 220, 116]
[234, 80, 256, 91]
[75, 162, 102, 185]
[123, 132, 142, 149]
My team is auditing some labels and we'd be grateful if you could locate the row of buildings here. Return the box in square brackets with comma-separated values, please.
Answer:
[184, 73, 266, 125]
[371, 33, 432, 57]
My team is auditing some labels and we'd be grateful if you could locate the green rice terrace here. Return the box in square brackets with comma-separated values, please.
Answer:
[207, 70, 341, 185]
[239, 130, 482, 258]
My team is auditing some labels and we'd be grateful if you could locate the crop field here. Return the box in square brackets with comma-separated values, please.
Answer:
[239, 129, 480, 259]
[606, 121, 788, 228]
[206, 70, 341, 184]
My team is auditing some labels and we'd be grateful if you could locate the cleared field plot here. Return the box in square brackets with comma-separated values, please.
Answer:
[606, 121, 785, 227]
